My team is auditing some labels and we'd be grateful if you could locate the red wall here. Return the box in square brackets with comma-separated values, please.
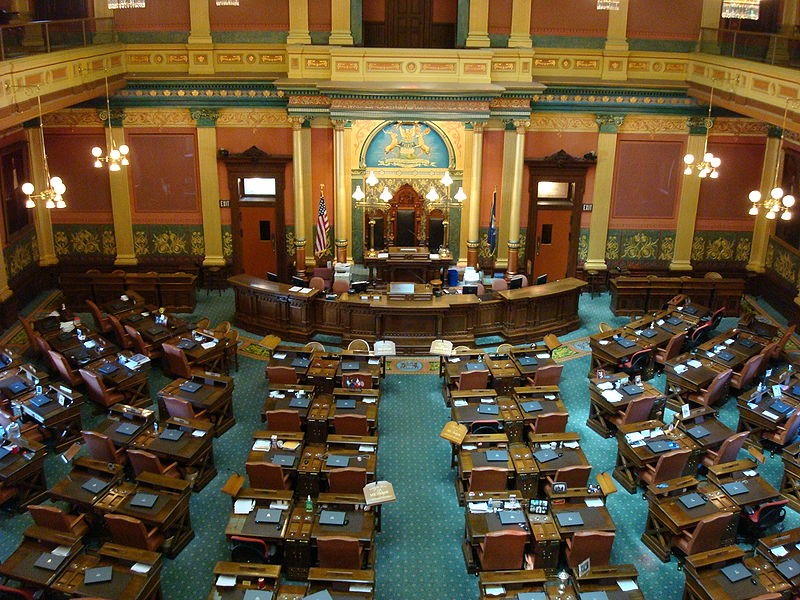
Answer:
[433, 0, 457, 22]
[627, 0, 701, 40]
[210, 0, 289, 32]
[310, 127, 334, 226]
[112, 0, 190, 32]
[480, 130, 505, 227]
[308, 0, 332, 32]
[531, 0, 607, 37]
[363, 0, 385, 21]
[488, 0, 512, 35]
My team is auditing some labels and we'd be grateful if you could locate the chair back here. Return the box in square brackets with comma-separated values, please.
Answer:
[31, 334, 51, 359]
[28, 504, 74, 533]
[162, 395, 197, 421]
[532, 364, 563, 386]
[373, 340, 396, 356]
[265, 409, 302, 432]
[18, 317, 36, 348]
[316, 536, 363, 569]
[551, 465, 591, 489]
[81, 430, 120, 464]
[469, 466, 508, 492]
[700, 369, 733, 406]
[304, 342, 325, 352]
[479, 529, 528, 570]
[543, 334, 561, 351]
[775, 411, 800, 445]
[775, 324, 797, 358]
[683, 512, 734, 554]
[622, 395, 656, 424]
[266, 365, 298, 385]
[620, 349, 651, 375]
[491, 278, 508, 291]
[108, 314, 133, 349]
[659, 332, 687, 363]
[532, 412, 568, 434]
[333, 413, 369, 436]
[309, 276, 326, 291]
[453, 346, 474, 355]
[0, 584, 34, 600]
[710, 306, 725, 329]
[127, 449, 168, 477]
[246, 461, 289, 490]
[714, 431, 750, 464]
[469, 420, 502, 435]
[124, 325, 150, 357]
[327, 467, 367, 494]
[49, 350, 82, 386]
[429, 339, 453, 356]
[748, 499, 788, 535]
[566, 530, 615, 568]
[78, 369, 116, 407]
[650, 449, 691, 484]
[496, 344, 514, 355]
[105, 514, 160, 550]
[332, 279, 350, 294]
[162, 343, 194, 379]
[598, 322, 612, 333]
[688, 323, 713, 348]
[347, 339, 371, 353]
[734, 353, 765, 390]
[342, 372, 373, 390]
[86, 299, 111, 333]
[457, 369, 489, 390]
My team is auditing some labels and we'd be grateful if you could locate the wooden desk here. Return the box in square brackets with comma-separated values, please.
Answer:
[247, 431, 304, 485]
[85, 356, 151, 407]
[451, 395, 523, 442]
[781, 442, 800, 511]
[589, 331, 647, 374]
[306, 567, 375, 599]
[307, 355, 342, 394]
[478, 569, 571, 600]
[510, 348, 556, 380]
[0, 527, 82, 590]
[513, 386, 566, 444]
[707, 459, 780, 510]
[327, 389, 379, 437]
[574, 565, 644, 600]
[130, 424, 216, 491]
[664, 353, 728, 409]
[757, 526, 800, 594]
[737, 388, 800, 442]
[13, 385, 84, 452]
[159, 373, 235, 436]
[364, 247, 451, 283]
[335, 353, 384, 389]
[48, 457, 126, 515]
[675, 406, 735, 455]
[62, 334, 119, 369]
[587, 373, 664, 438]
[224, 490, 293, 544]
[297, 436, 377, 498]
[550, 498, 616, 538]
[262, 384, 316, 430]
[207, 561, 280, 600]
[610, 276, 743, 317]
[529, 433, 589, 497]
[0, 437, 47, 510]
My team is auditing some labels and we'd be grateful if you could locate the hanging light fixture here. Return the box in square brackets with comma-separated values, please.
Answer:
[352, 170, 392, 257]
[21, 95, 66, 210]
[683, 83, 721, 179]
[748, 100, 799, 221]
[424, 170, 467, 258]
[215, 0, 240, 4]
[107, 0, 146, 8]
[91, 75, 130, 172]
[596, 0, 620, 9]
[721, 0, 760, 20]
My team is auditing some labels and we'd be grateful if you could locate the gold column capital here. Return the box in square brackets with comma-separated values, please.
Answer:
[467, 121, 485, 134]
[288, 116, 307, 129]
[331, 118, 346, 131]
[512, 120, 530, 134]
[595, 114, 625, 133]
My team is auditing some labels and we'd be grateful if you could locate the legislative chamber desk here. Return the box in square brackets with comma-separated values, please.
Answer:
[610, 275, 745, 317]
[364, 246, 452, 283]
[230, 274, 586, 352]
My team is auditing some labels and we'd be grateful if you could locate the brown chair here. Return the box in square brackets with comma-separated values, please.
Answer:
[81, 430, 127, 465]
[529, 364, 563, 387]
[125, 325, 162, 360]
[342, 372, 373, 390]
[640, 449, 691, 486]
[222, 329, 240, 372]
[687, 368, 732, 407]
[85, 299, 113, 334]
[528, 412, 569, 436]
[333, 413, 370, 436]
[309, 276, 326, 291]
[213, 321, 232, 338]
[672, 512, 734, 556]
[265, 409, 302, 432]
[773, 324, 796, 361]
[194, 317, 211, 330]
[763, 411, 800, 447]
[332, 279, 350, 294]
[468, 466, 508, 492]
[654, 332, 687, 371]
[312, 267, 333, 289]
[78, 369, 126, 408]
[245, 461, 291, 490]
[31, 333, 52, 361]
[456, 369, 490, 390]
[266, 365, 298, 384]
[545, 465, 592, 493]
[729, 353, 765, 392]
[108, 314, 134, 350]
[105, 514, 164, 552]
[162, 343, 199, 379]
[126, 448, 180, 479]
[609, 395, 656, 427]
[48, 350, 83, 387]
[477, 529, 528, 571]
[491, 278, 508, 292]
[304, 342, 325, 352]
[701, 431, 750, 468]
[327, 467, 367, 494]
[28, 504, 88, 537]
[347, 339, 371, 353]
[162, 395, 209, 422]
[565, 530, 615, 568]
[317, 536, 364, 569]
[18, 316, 38, 354]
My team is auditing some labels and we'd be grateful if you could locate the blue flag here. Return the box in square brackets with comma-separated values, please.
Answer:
[487, 188, 497, 256]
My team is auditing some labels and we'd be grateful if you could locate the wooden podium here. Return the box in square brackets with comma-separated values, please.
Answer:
[364, 246, 451, 283]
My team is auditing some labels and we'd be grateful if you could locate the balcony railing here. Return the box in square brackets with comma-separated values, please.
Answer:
[0, 17, 116, 62]
[699, 27, 800, 69]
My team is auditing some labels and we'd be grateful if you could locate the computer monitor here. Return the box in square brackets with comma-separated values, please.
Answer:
[462, 285, 478, 295]
[266, 272, 278, 282]
[535, 273, 548, 285]
[291, 275, 305, 286]
[509, 276, 523, 290]
[351, 280, 369, 293]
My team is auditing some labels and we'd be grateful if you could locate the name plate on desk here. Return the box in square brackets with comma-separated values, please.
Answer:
[364, 480, 396, 506]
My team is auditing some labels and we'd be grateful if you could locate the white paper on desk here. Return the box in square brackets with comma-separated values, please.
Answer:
[626, 431, 644, 443]
[49, 310, 60, 317]
[725, 338, 736, 345]
[234, 499, 255, 514]
[763, 410, 780, 420]
[469, 501, 491, 513]
[216, 574, 237, 587]
[544, 394, 557, 400]
[585, 497, 604, 507]
[462, 444, 478, 451]
[597, 381, 614, 391]
[618, 579, 638, 592]
[634, 330, 643, 335]
[359, 444, 375, 453]
[191, 429, 206, 437]
[201, 341, 216, 350]
[480, 398, 494, 404]
[83, 339, 97, 349]
[252, 440, 271, 451]
[449, 357, 461, 363]
[657, 319, 665, 326]
[563, 442, 580, 449]
[368, 359, 380, 365]
[289, 286, 302, 292]
[484, 585, 506, 596]
[52, 545, 71, 556]
[362, 397, 376, 404]
[377, 252, 389, 259]
[282, 441, 300, 451]
[743, 469, 758, 477]
[674, 364, 688, 374]
[602, 389, 624, 403]
[537, 353, 551, 359]
[429, 253, 440, 260]
[651, 428, 664, 438]
[453, 399, 468, 407]
[131, 562, 152, 574]
[687, 359, 703, 368]
[273, 352, 287, 360]
[270, 501, 289, 510]
[300, 287, 312, 294]
[772, 545, 789, 557]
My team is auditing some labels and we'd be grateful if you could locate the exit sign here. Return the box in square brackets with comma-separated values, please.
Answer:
[582, 203, 593, 211]
[219, 199, 230, 208]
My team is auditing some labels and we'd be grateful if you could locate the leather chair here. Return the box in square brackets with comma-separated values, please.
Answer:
[773, 323, 796, 362]
[477, 529, 528, 570]
[82, 430, 127, 465]
[528, 364, 563, 387]
[266, 365, 298, 385]
[565, 530, 615, 568]
[316, 536, 363, 569]
[332, 279, 350, 294]
[18, 316, 38, 355]
[456, 369, 490, 391]
[543, 334, 561, 352]
[31, 333, 52, 361]
[213, 321, 232, 338]
[528, 412, 568, 436]
[312, 267, 333, 289]
[686, 322, 714, 350]
[739, 499, 789, 542]
[222, 329, 240, 372]
[86, 299, 112, 334]
[687, 369, 732, 407]
[654, 332, 687, 372]
[609, 395, 656, 427]
[0, 585, 34, 600]
[162, 343, 197, 379]
[105, 514, 164, 552]
[672, 512, 734, 556]
[729, 353, 765, 392]
[304, 342, 325, 352]
[701, 431, 749, 468]
[125, 325, 162, 360]
[491, 278, 508, 291]
[373, 340, 396, 356]
[229, 535, 272, 563]
[347, 339, 370, 353]
[762, 411, 800, 448]
[162, 395, 209, 423]
[246, 461, 291, 490]
[265, 409, 302, 432]
[469, 420, 502, 435]
[79, 369, 126, 408]
[342, 372, 373, 390]
[544, 465, 592, 494]
[639, 449, 691, 486]
[709, 306, 725, 330]
[28, 504, 88, 537]
[468, 466, 508, 493]
[327, 467, 367, 494]
[194, 317, 211, 331]
[333, 413, 369, 436]
[108, 314, 134, 350]
[126, 448, 181, 479]
[309, 276, 326, 291]
[48, 350, 83, 387]
[618, 349, 652, 379]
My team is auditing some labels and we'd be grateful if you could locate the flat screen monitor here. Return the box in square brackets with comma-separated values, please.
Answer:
[462, 285, 478, 295]
[535, 274, 548, 285]
[266, 272, 279, 282]
[291, 275, 305, 286]
[509, 276, 523, 290]
[351, 281, 369, 293]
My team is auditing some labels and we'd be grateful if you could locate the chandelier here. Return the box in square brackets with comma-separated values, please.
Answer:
[107, 1, 145, 8]
[21, 95, 66, 210]
[683, 84, 721, 179]
[748, 100, 799, 221]
[596, 0, 620, 9]
[352, 171, 392, 258]
[215, 0, 240, 4]
[91, 75, 130, 171]
[424, 170, 467, 258]
[721, 0, 760, 20]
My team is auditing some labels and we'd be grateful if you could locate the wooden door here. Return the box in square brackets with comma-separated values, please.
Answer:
[531, 208, 572, 280]
[239, 203, 278, 279]
[386, 0, 430, 48]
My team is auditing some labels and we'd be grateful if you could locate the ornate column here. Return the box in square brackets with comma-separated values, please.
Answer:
[91, 0, 114, 43]
[102, 109, 136, 266]
[670, 117, 708, 271]
[330, 0, 354, 45]
[465, 0, 490, 48]
[747, 127, 782, 273]
[603, 0, 629, 80]
[585, 114, 624, 272]
[191, 108, 225, 267]
[508, 0, 532, 48]
[287, 0, 312, 45]
[466, 122, 484, 268]
[332, 119, 349, 264]
[505, 120, 529, 277]
[290, 117, 308, 276]
[188, 0, 214, 75]
[23, 125, 56, 267]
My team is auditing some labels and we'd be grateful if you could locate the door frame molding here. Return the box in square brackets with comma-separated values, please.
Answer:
[219, 146, 292, 281]
[525, 150, 596, 279]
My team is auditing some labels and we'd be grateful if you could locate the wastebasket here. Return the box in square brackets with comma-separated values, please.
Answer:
[447, 268, 459, 288]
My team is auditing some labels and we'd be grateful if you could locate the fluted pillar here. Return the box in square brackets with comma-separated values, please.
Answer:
[287, 0, 311, 45]
[465, 0, 490, 47]
[670, 118, 708, 271]
[505, 120, 528, 277]
[191, 109, 225, 266]
[333, 119, 349, 264]
[23, 125, 56, 267]
[290, 117, 308, 275]
[466, 122, 484, 268]
[747, 128, 783, 273]
[330, 0, 354, 45]
[508, 0, 532, 48]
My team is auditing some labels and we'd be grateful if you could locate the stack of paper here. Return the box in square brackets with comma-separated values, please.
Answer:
[602, 389, 624, 403]
[131, 562, 152, 574]
[597, 381, 614, 391]
[233, 499, 255, 514]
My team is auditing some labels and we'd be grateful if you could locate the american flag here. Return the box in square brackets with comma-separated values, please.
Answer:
[315, 187, 330, 256]
[487, 188, 497, 256]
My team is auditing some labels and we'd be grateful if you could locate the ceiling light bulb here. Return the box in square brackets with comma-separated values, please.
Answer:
[426, 186, 439, 201]
[351, 185, 365, 201]
[454, 187, 467, 202]
[25, 198, 35, 209]
[703, 152, 714, 162]
[683, 166, 693, 175]
[109, 162, 121, 172]
[109, 148, 121, 160]
[710, 157, 721, 168]
[440, 171, 453, 187]
[770, 187, 784, 200]
[119, 144, 129, 155]
[783, 195, 795, 208]
[379, 187, 393, 202]
[55, 198, 66, 209]
[365, 171, 379, 187]
[683, 154, 694, 165]
[748, 190, 761, 203]
[748, 206, 759, 216]
[21, 182, 34, 195]
[710, 171, 719, 179]
[45, 198, 55, 209]
[94, 159, 103, 168]
[53, 182, 66, 195]
[92, 146, 103, 157]
[121, 157, 129, 166]
[766, 211, 777, 219]
[781, 210, 792, 220]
